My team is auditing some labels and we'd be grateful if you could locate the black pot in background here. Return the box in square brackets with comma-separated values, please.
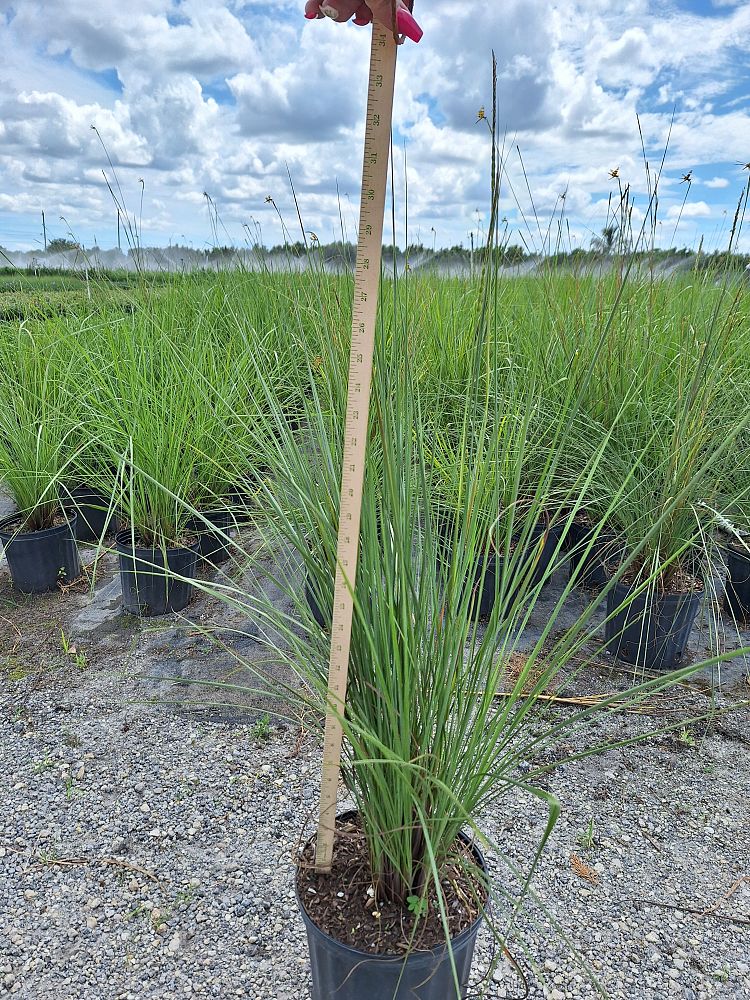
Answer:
[115, 529, 199, 616]
[304, 523, 398, 631]
[0, 513, 81, 593]
[567, 523, 623, 591]
[604, 578, 702, 670]
[297, 818, 486, 1000]
[228, 465, 270, 525]
[64, 485, 118, 543]
[439, 517, 561, 619]
[723, 544, 750, 621]
[228, 488, 253, 526]
[186, 510, 234, 567]
[305, 570, 330, 629]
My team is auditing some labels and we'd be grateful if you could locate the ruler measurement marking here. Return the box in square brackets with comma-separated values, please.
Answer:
[314, 24, 397, 873]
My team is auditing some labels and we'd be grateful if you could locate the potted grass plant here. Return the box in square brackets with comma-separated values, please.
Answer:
[723, 536, 750, 622]
[112, 459, 200, 617]
[601, 333, 737, 669]
[708, 500, 750, 622]
[236, 330, 562, 997]
[183, 294, 734, 1000]
[427, 400, 564, 621]
[0, 328, 82, 592]
[83, 318, 208, 615]
[711, 421, 750, 622]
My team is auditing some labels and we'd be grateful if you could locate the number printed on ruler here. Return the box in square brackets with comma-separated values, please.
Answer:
[315, 24, 398, 872]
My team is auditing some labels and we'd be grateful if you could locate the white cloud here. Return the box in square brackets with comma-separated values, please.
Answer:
[704, 176, 730, 188]
[666, 201, 711, 219]
[1, 90, 148, 166]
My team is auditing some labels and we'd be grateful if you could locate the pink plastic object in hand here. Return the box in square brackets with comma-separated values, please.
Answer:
[304, 1, 422, 43]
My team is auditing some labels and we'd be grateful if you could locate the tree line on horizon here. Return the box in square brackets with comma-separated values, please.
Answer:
[2, 234, 748, 273]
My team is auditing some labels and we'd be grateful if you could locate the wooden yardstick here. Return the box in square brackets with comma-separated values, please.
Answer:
[314, 22, 399, 872]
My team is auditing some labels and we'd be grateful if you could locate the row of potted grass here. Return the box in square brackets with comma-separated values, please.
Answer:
[2, 261, 749, 996]
[182, 262, 750, 997]
[2, 267, 750, 632]
[0, 297, 273, 610]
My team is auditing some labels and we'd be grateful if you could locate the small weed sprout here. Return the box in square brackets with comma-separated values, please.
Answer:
[577, 818, 597, 851]
[32, 754, 55, 775]
[60, 629, 87, 670]
[250, 714, 271, 741]
[678, 727, 696, 748]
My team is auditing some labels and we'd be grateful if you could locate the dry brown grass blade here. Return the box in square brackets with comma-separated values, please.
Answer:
[570, 852, 600, 886]
[1, 614, 22, 654]
[493, 690, 665, 714]
[630, 895, 750, 926]
[57, 573, 90, 595]
[29, 854, 160, 882]
[701, 875, 750, 916]
[495, 652, 673, 714]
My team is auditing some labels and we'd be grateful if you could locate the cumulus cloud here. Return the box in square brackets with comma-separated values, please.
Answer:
[0, 90, 148, 165]
[666, 201, 711, 219]
[704, 176, 729, 188]
[9, 0, 257, 78]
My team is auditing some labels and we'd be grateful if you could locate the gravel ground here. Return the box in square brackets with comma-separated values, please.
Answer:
[1, 690, 748, 1000]
[1, 526, 749, 999]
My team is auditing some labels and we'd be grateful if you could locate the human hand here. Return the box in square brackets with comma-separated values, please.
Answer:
[304, 0, 423, 43]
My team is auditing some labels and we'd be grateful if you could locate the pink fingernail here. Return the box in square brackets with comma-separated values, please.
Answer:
[304, 10, 318, 18]
[396, 7, 423, 42]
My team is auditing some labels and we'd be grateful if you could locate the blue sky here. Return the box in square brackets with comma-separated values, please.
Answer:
[0, 0, 749, 254]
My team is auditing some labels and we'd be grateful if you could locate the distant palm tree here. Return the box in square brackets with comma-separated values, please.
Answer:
[590, 224, 618, 254]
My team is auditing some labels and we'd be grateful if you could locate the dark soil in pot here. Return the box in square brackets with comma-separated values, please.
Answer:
[296, 813, 487, 1000]
[0, 512, 81, 594]
[604, 567, 703, 670]
[723, 543, 750, 621]
[115, 529, 199, 616]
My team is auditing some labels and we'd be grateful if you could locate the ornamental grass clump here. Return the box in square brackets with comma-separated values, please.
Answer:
[0, 324, 84, 531]
[75, 287, 264, 550]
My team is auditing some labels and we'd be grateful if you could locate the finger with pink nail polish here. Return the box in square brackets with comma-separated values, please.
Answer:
[303, 0, 422, 41]
[395, 6, 422, 43]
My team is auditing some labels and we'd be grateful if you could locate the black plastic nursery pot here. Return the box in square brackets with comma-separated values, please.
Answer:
[297, 822, 487, 1000]
[115, 530, 199, 616]
[228, 487, 253, 526]
[723, 545, 750, 621]
[65, 485, 117, 543]
[305, 571, 329, 629]
[0, 513, 81, 594]
[439, 517, 560, 619]
[186, 510, 233, 567]
[567, 524, 623, 591]
[604, 579, 702, 670]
